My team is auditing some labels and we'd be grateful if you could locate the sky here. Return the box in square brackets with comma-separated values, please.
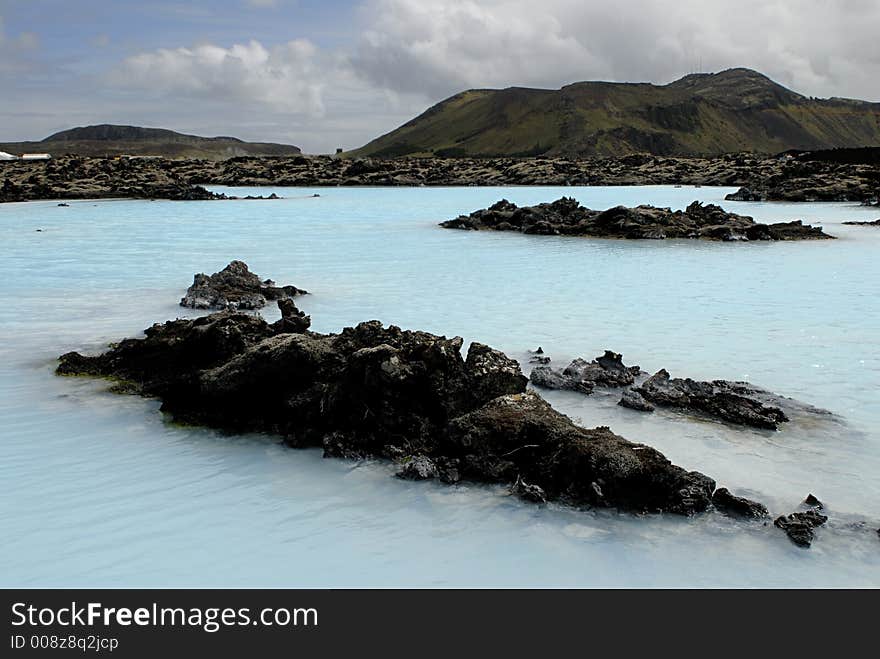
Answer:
[1, 0, 879, 153]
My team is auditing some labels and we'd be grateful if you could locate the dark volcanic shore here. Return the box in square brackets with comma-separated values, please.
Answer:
[440, 198, 833, 240]
[2, 152, 878, 203]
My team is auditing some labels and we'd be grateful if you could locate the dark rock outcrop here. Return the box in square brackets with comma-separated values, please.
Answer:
[774, 510, 828, 547]
[803, 493, 824, 509]
[631, 369, 832, 430]
[618, 389, 655, 412]
[530, 351, 831, 431]
[530, 351, 640, 394]
[441, 198, 834, 241]
[56, 310, 727, 516]
[396, 455, 439, 481]
[271, 298, 311, 334]
[712, 488, 769, 519]
[3, 153, 877, 204]
[180, 260, 307, 310]
[724, 187, 764, 201]
[842, 219, 880, 226]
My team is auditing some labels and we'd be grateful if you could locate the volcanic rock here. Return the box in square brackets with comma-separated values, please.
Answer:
[633, 369, 811, 430]
[618, 389, 655, 412]
[842, 219, 880, 226]
[57, 312, 722, 516]
[774, 510, 828, 548]
[440, 198, 834, 241]
[396, 455, 439, 481]
[180, 260, 307, 310]
[529, 351, 640, 394]
[712, 488, 769, 519]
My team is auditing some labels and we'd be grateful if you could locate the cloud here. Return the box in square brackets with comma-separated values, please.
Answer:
[4, 1, 880, 152]
[352, 0, 880, 102]
[103, 36, 428, 152]
[113, 39, 328, 115]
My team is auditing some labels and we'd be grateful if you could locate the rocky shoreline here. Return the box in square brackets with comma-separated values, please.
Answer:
[2, 152, 877, 203]
[53, 262, 876, 548]
[440, 198, 833, 240]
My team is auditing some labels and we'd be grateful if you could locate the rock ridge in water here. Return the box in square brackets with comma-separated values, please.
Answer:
[55, 307, 744, 517]
[180, 260, 307, 310]
[529, 352, 832, 430]
[842, 219, 880, 226]
[440, 198, 833, 240]
[531, 351, 641, 394]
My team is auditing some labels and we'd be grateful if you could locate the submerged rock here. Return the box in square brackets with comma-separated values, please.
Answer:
[57, 310, 729, 516]
[774, 510, 828, 547]
[632, 369, 821, 430]
[618, 389, 655, 412]
[180, 260, 307, 310]
[842, 219, 880, 226]
[440, 198, 834, 241]
[530, 351, 640, 394]
[530, 365, 594, 394]
[530, 350, 830, 431]
[712, 488, 768, 519]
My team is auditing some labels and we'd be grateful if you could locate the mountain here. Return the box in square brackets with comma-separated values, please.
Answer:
[352, 68, 880, 158]
[0, 124, 301, 160]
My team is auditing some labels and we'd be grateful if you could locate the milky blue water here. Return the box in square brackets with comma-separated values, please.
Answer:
[1, 185, 878, 587]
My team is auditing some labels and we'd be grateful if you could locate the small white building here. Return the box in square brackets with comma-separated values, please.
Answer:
[21, 153, 51, 160]
[0, 151, 18, 161]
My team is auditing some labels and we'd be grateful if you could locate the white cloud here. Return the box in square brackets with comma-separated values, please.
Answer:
[114, 39, 328, 115]
[352, 0, 880, 102]
[5, 1, 880, 152]
[105, 37, 428, 152]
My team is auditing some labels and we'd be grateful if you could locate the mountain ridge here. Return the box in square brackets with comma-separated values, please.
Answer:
[0, 124, 301, 160]
[352, 68, 880, 158]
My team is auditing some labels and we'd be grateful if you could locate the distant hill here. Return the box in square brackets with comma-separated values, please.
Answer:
[0, 124, 301, 160]
[352, 68, 880, 158]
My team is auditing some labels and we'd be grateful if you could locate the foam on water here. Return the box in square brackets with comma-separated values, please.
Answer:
[1, 186, 878, 586]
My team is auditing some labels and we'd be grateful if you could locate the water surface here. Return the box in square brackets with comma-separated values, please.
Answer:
[2, 185, 878, 586]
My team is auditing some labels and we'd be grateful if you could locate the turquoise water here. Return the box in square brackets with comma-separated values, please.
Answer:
[1, 185, 878, 587]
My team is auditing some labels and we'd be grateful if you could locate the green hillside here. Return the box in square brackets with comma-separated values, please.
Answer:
[352, 68, 880, 158]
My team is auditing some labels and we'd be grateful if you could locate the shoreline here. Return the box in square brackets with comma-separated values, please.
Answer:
[3, 153, 878, 204]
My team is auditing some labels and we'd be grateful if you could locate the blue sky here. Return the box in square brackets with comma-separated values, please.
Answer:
[2, 0, 878, 152]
